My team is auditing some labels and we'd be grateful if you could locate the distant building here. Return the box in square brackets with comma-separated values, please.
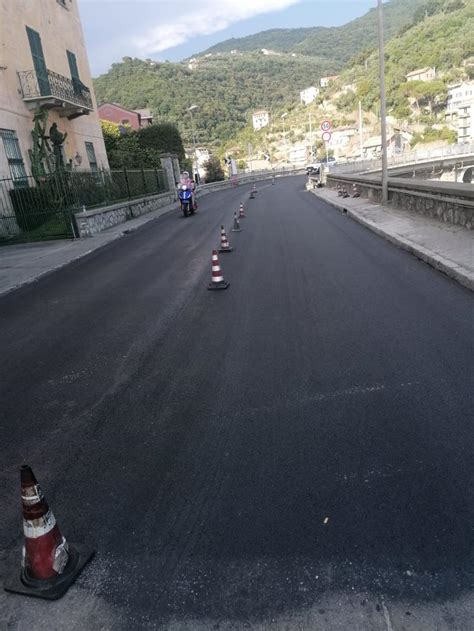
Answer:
[320, 75, 339, 88]
[445, 81, 474, 144]
[363, 133, 409, 159]
[252, 110, 270, 131]
[406, 67, 436, 82]
[98, 103, 153, 131]
[300, 87, 319, 106]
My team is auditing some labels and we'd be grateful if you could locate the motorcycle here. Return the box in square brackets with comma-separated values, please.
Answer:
[178, 185, 194, 217]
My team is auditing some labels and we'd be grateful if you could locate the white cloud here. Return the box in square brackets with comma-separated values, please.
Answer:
[133, 0, 303, 55]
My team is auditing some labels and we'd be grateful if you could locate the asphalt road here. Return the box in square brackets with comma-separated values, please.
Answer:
[1, 176, 473, 630]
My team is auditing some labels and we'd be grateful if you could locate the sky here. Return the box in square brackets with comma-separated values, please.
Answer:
[78, 0, 376, 76]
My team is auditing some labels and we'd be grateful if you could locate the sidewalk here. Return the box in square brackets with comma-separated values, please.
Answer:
[310, 186, 474, 291]
[0, 201, 176, 297]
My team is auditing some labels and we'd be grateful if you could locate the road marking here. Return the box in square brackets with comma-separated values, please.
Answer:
[381, 601, 394, 631]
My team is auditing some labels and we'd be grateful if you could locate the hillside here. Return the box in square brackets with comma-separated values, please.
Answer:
[219, 0, 473, 166]
[198, 0, 427, 63]
[93, 0, 430, 148]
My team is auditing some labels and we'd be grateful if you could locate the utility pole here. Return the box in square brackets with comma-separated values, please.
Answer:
[188, 105, 198, 180]
[309, 112, 313, 162]
[377, 0, 389, 203]
[359, 100, 364, 160]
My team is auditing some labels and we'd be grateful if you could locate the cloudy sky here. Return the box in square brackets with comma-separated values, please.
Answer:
[78, 0, 375, 76]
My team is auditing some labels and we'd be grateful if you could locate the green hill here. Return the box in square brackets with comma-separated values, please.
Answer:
[198, 0, 427, 64]
[93, 0, 469, 149]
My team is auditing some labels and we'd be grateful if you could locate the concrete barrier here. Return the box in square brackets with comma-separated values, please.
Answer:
[322, 173, 474, 230]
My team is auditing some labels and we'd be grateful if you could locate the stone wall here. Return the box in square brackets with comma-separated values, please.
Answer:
[74, 191, 176, 238]
[326, 174, 474, 230]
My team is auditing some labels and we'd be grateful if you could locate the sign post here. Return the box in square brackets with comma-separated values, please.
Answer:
[321, 120, 332, 170]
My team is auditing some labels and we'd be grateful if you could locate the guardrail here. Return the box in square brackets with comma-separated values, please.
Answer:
[329, 143, 474, 176]
[197, 167, 305, 194]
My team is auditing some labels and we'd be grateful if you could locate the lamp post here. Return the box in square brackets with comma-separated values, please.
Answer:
[377, 0, 389, 203]
[281, 113, 288, 163]
[188, 104, 198, 180]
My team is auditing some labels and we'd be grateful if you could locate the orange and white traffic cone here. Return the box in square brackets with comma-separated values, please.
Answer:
[219, 226, 233, 253]
[342, 186, 350, 199]
[351, 184, 360, 198]
[238, 204, 246, 218]
[208, 250, 229, 290]
[4, 465, 94, 600]
[232, 213, 242, 232]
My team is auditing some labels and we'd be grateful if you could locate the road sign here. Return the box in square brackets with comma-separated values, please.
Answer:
[321, 120, 332, 133]
[322, 131, 332, 143]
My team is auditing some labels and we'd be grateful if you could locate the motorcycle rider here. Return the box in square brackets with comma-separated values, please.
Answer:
[178, 170, 197, 210]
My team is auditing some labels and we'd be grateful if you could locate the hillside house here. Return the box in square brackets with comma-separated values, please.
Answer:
[98, 103, 153, 130]
[320, 75, 339, 88]
[252, 110, 270, 131]
[445, 82, 474, 144]
[363, 133, 409, 159]
[300, 87, 319, 106]
[406, 67, 436, 82]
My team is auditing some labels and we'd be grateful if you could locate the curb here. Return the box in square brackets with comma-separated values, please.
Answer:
[0, 203, 177, 298]
[310, 190, 474, 292]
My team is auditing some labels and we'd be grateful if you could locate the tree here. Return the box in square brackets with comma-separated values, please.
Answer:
[137, 123, 186, 160]
[204, 156, 225, 182]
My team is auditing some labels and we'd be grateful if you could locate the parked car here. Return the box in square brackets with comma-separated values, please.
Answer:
[305, 164, 321, 175]
[320, 156, 337, 166]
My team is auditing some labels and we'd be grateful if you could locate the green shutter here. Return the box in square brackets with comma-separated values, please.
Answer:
[26, 26, 50, 96]
[67, 50, 79, 81]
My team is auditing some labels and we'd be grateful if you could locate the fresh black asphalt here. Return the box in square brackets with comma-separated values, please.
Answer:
[1, 176, 473, 628]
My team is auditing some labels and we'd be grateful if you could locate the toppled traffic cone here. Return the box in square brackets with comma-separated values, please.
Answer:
[208, 250, 229, 290]
[351, 184, 360, 198]
[238, 204, 246, 218]
[231, 213, 242, 232]
[219, 225, 233, 253]
[249, 190, 255, 199]
[4, 465, 94, 600]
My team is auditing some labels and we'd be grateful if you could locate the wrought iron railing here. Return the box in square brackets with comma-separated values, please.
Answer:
[18, 69, 93, 110]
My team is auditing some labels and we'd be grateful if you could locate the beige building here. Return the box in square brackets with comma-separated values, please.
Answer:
[406, 67, 436, 82]
[445, 82, 474, 144]
[0, 0, 108, 184]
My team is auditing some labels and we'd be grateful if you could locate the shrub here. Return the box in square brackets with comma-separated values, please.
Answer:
[204, 156, 225, 182]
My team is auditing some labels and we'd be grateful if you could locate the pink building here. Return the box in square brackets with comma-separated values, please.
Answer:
[98, 102, 153, 130]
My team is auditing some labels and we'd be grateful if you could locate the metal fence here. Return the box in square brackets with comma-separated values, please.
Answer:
[0, 167, 169, 245]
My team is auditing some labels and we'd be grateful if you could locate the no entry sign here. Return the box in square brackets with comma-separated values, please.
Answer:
[322, 131, 332, 143]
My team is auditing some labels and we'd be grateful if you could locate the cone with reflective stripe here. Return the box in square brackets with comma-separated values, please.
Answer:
[208, 250, 229, 290]
[342, 186, 350, 199]
[232, 213, 242, 232]
[219, 226, 233, 253]
[4, 465, 94, 600]
[351, 184, 360, 198]
[238, 203, 246, 218]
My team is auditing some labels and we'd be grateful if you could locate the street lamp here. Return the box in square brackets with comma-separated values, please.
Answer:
[281, 113, 288, 163]
[377, 0, 389, 203]
[188, 104, 198, 180]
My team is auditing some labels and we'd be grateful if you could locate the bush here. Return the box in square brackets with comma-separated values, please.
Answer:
[204, 156, 225, 182]
[137, 123, 186, 160]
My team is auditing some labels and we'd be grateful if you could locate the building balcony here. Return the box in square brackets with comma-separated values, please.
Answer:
[18, 69, 93, 119]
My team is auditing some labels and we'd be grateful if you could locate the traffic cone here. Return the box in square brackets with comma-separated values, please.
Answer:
[231, 213, 242, 232]
[351, 184, 360, 198]
[219, 225, 233, 253]
[208, 250, 229, 290]
[238, 204, 246, 218]
[249, 190, 255, 199]
[342, 186, 350, 199]
[4, 465, 94, 600]
[337, 184, 343, 197]
[252, 184, 258, 194]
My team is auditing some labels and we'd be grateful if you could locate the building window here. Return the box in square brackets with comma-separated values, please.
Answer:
[85, 141, 98, 172]
[0, 129, 28, 183]
[121, 119, 130, 125]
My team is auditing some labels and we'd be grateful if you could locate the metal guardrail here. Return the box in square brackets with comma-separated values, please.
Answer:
[18, 69, 93, 110]
[197, 167, 305, 192]
[329, 143, 474, 176]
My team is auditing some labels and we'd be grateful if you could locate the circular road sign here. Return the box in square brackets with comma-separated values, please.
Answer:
[321, 120, 332, 132]
[322, 131, 332, 143]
